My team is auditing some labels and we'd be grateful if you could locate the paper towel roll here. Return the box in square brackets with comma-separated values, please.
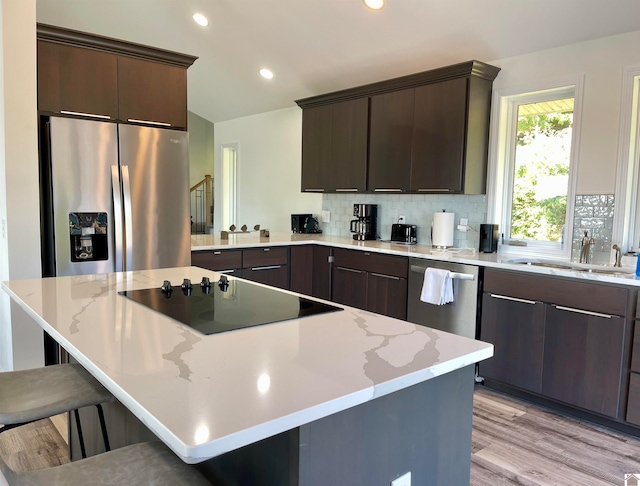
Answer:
[432, 211, 455, 247]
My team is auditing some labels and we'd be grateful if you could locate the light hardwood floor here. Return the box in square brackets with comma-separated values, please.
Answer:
[2, 388, 640, 484]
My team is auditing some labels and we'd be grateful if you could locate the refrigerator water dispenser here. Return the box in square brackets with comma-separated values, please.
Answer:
[69, 212, 108, 262]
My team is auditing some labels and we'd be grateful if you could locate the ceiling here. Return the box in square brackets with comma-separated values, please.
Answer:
[36, 0, 640, 124]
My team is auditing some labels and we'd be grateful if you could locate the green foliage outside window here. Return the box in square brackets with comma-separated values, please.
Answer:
[510, 110, 573, 242]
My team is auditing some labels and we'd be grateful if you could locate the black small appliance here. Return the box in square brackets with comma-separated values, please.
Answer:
[350, 204, 377, 241]
[291, 214, 312, 233]
[390, 224, 417, 245]
[479, 224, 499, 253]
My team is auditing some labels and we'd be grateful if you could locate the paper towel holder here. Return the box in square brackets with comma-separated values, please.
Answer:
[431, 209, 455, 248]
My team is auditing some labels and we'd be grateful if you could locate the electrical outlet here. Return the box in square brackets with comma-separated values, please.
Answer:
[398, 215, 406, 224]
[460, 218, 468, 226]
[391, 471, 411, 486]
[321, 210, 331, 223]
[1, 219, 5, 238]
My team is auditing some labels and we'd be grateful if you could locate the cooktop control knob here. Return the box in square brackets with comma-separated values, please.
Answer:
[200, 277, 211, 288]
[218, 275, 229, 292]
[161, 280, 172, 293]
[181, 279, 192, 290]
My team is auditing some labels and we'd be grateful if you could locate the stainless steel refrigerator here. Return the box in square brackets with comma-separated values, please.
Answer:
[40, 116, 191, 279]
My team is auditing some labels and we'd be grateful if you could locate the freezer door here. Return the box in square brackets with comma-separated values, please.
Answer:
[118, 124, 191, 271]
[49, 117, 119, 276]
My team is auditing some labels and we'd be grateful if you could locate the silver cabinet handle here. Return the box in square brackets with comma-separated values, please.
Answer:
[489, 294, 537, 305]
[127, 118, 171, 127]
[218, 269, 236, 274]
[371, 272, 400, 280]
[305, 188, 325, 192]
[374, 188, 402, 192]
[250, 265, 281, 271]
[336, 188, 358, 192]
[553, 305, 612, 319]
[214, 251, 222, 255]
[417, 188, 451, 192]
[336, 266, 363, 274]
[410, 265, 475, 280]
[60, 110, 111, 120]
[263, 248, 270, 252]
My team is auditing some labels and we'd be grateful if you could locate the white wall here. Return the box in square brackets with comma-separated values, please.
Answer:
[489, 29, 640, 195]
[0, 0, 42, 371]
[213, 106, 322, 233]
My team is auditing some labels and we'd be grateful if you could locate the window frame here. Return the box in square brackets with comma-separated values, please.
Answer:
[486, 75, 585, 259]
[613, 66, 640, 253]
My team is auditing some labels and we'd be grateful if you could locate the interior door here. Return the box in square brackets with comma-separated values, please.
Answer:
[118, 124, 191, 271]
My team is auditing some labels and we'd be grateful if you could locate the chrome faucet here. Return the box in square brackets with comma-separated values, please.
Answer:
[612, 244, 622, 267]
[579, 230, 594, 264]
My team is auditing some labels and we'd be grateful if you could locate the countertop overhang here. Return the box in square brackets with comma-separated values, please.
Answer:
[191, 232, 640, 287]
[2, 267, 493, 463]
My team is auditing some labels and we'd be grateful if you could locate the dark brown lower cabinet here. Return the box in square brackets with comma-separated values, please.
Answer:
[367, 272, 407, 321]
[541, 305, 625, 418]
[332, 266, 368, 311]
[289, 245, 332, 300]
[241, 266, 289, 290]
[480, 293, 545, 393]
[628, 373, 640, 426]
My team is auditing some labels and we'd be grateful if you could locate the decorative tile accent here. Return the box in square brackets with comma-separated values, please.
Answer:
[571, 194, 615, 264]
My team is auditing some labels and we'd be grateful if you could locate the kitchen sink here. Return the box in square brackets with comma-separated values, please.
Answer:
[504, 257, 635, 276]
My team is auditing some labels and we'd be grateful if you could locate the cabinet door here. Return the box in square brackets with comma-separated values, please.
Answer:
[332, 266, 367, 310]
[329, 98, 368, 192]
[191, 250, 242, 273]
[367, 273, 407, 320]
[411, 78, 468, 193]
[38, 41, 118, 118]
[480, 293, 545, 393]
[368, 88, 414, 192]
[117, 57, 187, 129]
[301, 105, 332, 192]
[241, 265, 289, 290]
[542, 304, 625, 418]
[290, 245, 333, 300]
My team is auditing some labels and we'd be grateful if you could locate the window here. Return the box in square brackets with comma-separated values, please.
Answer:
[488, 78, 583, 258]
[615, 67, 640, 252]
[221, 143, 237, 230]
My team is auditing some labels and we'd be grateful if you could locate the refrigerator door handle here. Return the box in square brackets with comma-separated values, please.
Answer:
[111, 165, 124, 272]
[121, 165, 134, 272]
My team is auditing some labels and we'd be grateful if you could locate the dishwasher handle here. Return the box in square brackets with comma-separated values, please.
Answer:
[410, 264, 475, 281]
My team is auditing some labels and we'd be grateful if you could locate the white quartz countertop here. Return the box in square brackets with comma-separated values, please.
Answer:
[2, 267, 493, 464]
[191, 232, 640, 286]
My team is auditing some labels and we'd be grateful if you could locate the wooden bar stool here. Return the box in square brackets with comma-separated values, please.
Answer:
[0, 363, 114, 459]
[0, 441, 212, 485]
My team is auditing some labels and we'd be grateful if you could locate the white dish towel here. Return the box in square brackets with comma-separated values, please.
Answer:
[420, 268, 454, 305]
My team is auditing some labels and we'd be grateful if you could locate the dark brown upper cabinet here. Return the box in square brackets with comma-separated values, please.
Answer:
[117, 57, 188, 129]
[37, 41, 119, 120]
[368, 89, 414, 192]
[36, 24, 196, 130]
[296, 60, 500, 194]
[301, 98, 368, 192]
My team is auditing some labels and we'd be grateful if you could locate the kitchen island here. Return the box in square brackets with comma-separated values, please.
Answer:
[3, 267, 492, 485]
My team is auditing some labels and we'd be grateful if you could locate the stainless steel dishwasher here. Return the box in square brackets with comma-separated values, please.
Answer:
[407, 258, 481, 339]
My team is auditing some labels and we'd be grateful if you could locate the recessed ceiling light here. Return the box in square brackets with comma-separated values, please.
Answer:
[193, 13, 209, 27]
[259, 68, 274, 80]
[363, 0, 384, 9]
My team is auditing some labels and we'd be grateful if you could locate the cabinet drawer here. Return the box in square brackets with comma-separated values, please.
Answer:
[627, 372, 640, 426]
[483, 269, 629, 317]
[243, 247, 288, 267]
[632, 322, 640, 373]
[333, 249, 408, 278]
[191, 250, 242, 271]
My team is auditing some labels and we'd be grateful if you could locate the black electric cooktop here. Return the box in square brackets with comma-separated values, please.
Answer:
[118, 276, 343, 336]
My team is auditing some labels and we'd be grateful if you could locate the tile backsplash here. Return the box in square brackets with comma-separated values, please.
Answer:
[320, 193, 616, 261]
[320, 193, 488, 249]
[571, 194, 614, 264]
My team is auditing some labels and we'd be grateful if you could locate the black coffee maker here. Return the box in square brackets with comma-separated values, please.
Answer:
[350, 204, 377, 241]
